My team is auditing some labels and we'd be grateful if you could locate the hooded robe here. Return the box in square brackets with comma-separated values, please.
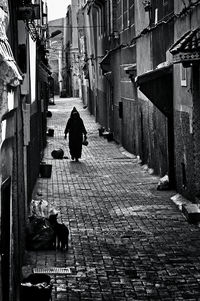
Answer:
[64, 107, 87, 159]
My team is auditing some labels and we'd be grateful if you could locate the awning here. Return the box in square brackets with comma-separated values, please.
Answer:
[100, 44, 125, 74]
[0, 0, 8, 13]
[100, 51, 111, 74]
[0, 38, 23, 86]
[136, 64, 173, 117]
[0, 6, 23, 86]
[169, 27, 200, 65]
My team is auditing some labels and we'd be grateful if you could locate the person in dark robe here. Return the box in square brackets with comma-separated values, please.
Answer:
[64, 107, 87, 162]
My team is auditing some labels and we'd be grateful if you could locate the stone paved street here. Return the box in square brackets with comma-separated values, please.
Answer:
[24, 97, 200, 301]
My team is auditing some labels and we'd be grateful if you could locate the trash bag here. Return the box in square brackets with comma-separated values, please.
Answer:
[157, 175, 170, 191]
[26, 216, 55, 250]
[98, 127, 105, 136]
[47, 128, 54, 137]
[51, 148, 64, 159]
[46, 111, 52, 117]
[21, 273, 52, 301]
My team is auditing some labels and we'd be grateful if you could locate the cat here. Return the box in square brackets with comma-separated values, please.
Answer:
[48, 214, 69, 250]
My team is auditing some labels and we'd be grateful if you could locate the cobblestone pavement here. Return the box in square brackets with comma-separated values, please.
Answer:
[24, 97, 200, 301]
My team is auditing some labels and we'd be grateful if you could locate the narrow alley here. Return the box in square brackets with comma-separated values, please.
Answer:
[24, 97, 200, 301]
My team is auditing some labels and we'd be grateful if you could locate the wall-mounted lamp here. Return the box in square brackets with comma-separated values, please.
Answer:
[142, 0, 151, 12]
[50, 30, 62, 38]
[113, 31, 120, 40]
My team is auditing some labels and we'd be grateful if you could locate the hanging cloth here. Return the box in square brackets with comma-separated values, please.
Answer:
[0, 1, 23, 86]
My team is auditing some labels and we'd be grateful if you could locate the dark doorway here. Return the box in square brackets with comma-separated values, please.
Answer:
[1, 177, 11, 301]
[192, 65, 200, 195]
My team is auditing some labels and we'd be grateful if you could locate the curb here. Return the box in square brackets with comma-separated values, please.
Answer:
[117, 146, 200, 224]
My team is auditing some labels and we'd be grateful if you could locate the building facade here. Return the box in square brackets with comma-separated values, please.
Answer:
[48, 17, 66, 97]
[64, 0, 82, 98]
[170, 1, 200, 200]
[75, 0, 200, 201]
[135, 0, 175, 186]
[0, 0, 50, 300]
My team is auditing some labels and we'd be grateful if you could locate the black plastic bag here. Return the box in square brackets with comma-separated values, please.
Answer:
[26, 216, 55, 250]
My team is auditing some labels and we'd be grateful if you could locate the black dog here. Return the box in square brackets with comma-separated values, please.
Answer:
[49, 214, 69, 250]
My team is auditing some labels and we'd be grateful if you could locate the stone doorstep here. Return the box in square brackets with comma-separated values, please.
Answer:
[182, 204, 200, 224]
[171, 194, 200, 224]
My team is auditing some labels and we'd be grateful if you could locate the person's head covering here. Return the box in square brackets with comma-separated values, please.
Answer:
[70, 107, 80, 118]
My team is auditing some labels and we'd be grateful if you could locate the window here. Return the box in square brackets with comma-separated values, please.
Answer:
[127, 0, 130, 27]
[121, 0, 123, 30]
[155, 8, 158, 24]
[106, 1, 111, 35]
[180, 64, 187, 87]
[129, 0, 134, 27]
[122, 0, 129, 29]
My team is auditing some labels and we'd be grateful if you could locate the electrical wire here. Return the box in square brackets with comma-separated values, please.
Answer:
[48, 0, 200, 62]
[47, 0, 200, 47]
[48, 25, 104, 28]
[130, 0, 200, 45]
